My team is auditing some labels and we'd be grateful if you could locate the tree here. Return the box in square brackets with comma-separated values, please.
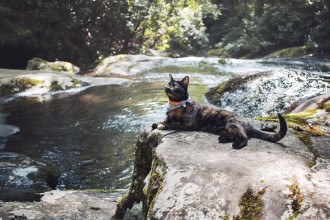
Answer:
[127, 0, 220, 53]
[207, 0, 321, 58]
[0, 1, 132, 69]
[308, 0, 330, 55]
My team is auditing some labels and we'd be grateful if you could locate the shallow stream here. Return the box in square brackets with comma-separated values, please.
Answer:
[1, 57, 329, 190]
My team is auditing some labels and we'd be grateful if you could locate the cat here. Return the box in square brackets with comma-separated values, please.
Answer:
[152, 74, 287, 149]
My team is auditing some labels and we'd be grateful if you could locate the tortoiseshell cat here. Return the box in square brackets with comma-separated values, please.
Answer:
[152, 74, 287, 149]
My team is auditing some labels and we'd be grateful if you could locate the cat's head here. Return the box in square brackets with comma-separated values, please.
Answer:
[165, 74, 189, 102]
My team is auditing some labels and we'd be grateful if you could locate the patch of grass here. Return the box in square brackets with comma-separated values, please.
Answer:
[233, 187, 265, 220]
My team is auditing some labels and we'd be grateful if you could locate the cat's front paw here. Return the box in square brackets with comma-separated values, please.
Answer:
[152, 123, 165, 130]
[152, 123, 158, 130]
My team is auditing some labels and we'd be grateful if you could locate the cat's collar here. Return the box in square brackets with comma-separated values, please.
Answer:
[167, 99, 190, 113]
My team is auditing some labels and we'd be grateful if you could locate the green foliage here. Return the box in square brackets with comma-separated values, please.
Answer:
[207, 0, 330, 58]
[0, 1, 132, 69]
[307, 0, 330, 55]
[1, 0, 330, 69]
[128, 0, 220, 53]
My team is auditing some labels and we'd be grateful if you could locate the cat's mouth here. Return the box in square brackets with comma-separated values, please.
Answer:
[165, 86, 179, 100]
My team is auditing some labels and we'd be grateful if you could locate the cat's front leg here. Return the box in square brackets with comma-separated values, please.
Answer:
[152, 121, 168, 130]
[152, 121, 181, 130]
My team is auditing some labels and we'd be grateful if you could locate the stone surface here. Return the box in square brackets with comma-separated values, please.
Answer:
[0, 152, 61, 202]
[116, 124, 330, 220]
[0, 189, 125, 219]
[147, 130, 330, 219]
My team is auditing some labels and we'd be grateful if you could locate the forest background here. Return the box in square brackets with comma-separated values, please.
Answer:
[0, 0, 329, 70]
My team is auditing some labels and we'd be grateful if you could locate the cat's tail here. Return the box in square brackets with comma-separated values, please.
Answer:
[251, 113, 288, 143]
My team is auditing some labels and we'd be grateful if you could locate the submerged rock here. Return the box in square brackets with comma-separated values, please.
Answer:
[206, 70, 330, 117]
[0, 152, 60, 201]
[115, 126, 330, 219]
[26, 58, 80, 73]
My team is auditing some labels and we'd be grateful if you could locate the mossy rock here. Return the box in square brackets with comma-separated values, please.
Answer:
[0, 152, 60, 202]
[26, 57, 80, 73]
[206, 47, 230, 57]
[0, 78, 44, 97]
[263, 46, 308, 58]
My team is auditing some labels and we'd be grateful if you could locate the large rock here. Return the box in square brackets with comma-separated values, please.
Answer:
[26, 58, 80, 73]
[115, 125, 330, 219]
[0, 152, 61, 202]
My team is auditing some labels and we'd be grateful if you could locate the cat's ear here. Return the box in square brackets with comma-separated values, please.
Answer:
[169, 74, 174, 82]
[181, 76, 189, 87]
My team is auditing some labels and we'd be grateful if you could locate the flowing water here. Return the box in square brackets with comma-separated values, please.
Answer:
[1, 57, 329, 190]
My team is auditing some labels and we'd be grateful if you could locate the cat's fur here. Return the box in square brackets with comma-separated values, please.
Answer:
[152, 74, 287, 149]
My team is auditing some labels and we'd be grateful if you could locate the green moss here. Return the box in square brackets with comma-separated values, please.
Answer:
[50, 81, 64, 91]
[113, 131, 162, 220]
[70, 77, 81, 88]
[206, 48, 229, 57]
[288, 180, 304, 218]
[234, 187, 265, 220]
[292, 130, 318, 168]
[263, 46, 307, 58]
[145, 158, 165, 218]
[219, 214, 230, 220]
[323, 104, 330, 112]
[255, 110, 319, 129]
[0, 78, 44, 97]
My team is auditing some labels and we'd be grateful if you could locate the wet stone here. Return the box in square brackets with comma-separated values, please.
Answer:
[0, 152, 60, 202]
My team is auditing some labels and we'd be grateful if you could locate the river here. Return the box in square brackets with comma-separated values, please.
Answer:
[1, 56, 329, 190]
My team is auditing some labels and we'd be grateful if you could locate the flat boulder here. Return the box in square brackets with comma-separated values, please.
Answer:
[0, 152, 61, 201]
[115, 126, 330, 219]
